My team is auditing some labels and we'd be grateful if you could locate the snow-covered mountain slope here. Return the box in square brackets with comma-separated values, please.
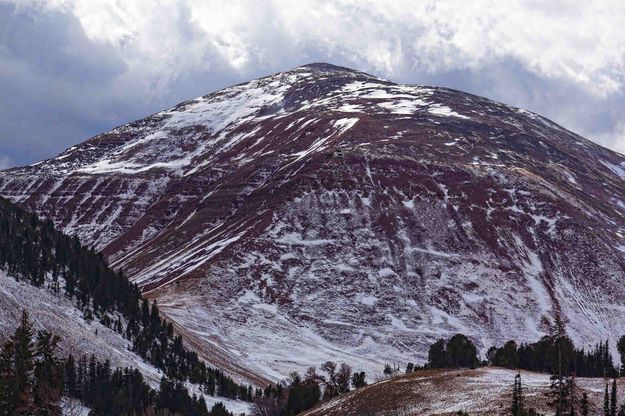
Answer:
[0, 272, 251, 415]
[1, 63, 625, 382]
[0, 271, 161, 383]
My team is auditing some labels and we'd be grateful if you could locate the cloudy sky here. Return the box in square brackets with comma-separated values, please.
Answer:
[1, 0, 624, 168]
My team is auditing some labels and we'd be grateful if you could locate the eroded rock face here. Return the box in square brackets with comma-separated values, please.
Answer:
[2, 63, 625, 382]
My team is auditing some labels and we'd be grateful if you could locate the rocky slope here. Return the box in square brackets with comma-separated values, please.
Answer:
[1, 63, 625, 382]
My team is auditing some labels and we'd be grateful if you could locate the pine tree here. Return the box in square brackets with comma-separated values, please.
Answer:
[12, 311, 36, 416]
[33, 330, 63, 415]
[618, 336, 625, 376]
[351, 371, 367, 388]
[64, 355, 77, 396]
[428, 339, 447, 368]
[569, 375, 577, 416]
[512, 373, 524, 416]
[0, 338, 16, 416]
[209, 402, 231, 416]
[612, 379, 618, 416]
[605, 383, 610, 416]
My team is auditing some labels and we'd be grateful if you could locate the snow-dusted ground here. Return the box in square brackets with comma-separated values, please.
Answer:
[60, 398, 90, 416]
[0, 270, 251, 415]
[303, 367, 624, 416]
[0, 270, 164, 384]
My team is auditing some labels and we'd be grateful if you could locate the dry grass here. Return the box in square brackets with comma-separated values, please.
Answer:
[301, 367, 625, 416]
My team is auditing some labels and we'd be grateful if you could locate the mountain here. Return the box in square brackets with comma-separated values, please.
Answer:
[1, 63, 625, 382]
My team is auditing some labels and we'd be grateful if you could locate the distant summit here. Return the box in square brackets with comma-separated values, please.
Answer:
[1, 64, 625, 382]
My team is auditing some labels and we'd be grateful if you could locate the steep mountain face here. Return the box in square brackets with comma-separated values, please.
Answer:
[1, 63, 625, 381]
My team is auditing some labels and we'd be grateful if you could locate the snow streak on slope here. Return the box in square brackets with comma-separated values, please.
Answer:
[1, 63, 625, 384]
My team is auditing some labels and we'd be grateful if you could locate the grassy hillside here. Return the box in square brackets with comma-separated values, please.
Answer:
[301, 367, 615, 416]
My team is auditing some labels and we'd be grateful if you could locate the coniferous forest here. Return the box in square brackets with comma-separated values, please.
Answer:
[0, 311, 234, 416]
[486, 336, 619, 378]
[0, 197, 250, 411]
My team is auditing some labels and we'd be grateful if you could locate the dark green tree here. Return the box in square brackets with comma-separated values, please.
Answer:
[446, 334, 479, 369]
[351, 371, 367, 388]
[512, 373, 523, 416]
[611, 379, 618, 416]
[428, 339, 447, 368]
[618, 336, 625, 376]
[64, 355, 77, 396]
[405, 362, 414, 373]
[286, 372, 321, 414]
[0, 338, 16, 416]
[208, 402, 232, 416]
[33, 330, 63, 415]
[13, 311, 36, 416]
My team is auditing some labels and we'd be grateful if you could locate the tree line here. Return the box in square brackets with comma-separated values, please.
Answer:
[487, 337, 618, 378]
[251, 361, 370, 416]
[421, 332, 621, 380]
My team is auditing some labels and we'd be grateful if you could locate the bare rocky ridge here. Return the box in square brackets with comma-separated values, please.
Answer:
[1, 63, 625, 383]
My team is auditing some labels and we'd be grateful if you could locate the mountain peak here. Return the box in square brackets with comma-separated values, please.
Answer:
[295, 62, 369, 74]
[297, 62, 350, 71]
[1, 66, 625, 383]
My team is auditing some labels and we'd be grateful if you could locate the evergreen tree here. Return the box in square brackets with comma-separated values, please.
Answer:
[209, 402, 232, 416]
[446, 334, 479, 369]
[491, 341, 519, 368]
[64, 355, 77, 396]
[605, 383, 610, 416]
[428, 339, 447, 368]
[428, 334, 479, 369]
[618, 336, 625, 376]
[351, 371, 367, 388]
[612, 379, 618, 416]
[0, 338, 16, 416]
[33, 330, 63, 415]
[12, 311, 36, 416]
[490, 335, 616, 377]
[285, 372, 321, 414]
[512, 373, 523, 416]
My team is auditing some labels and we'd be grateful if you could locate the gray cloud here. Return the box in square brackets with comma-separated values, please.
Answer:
[0, 0, 624, 168]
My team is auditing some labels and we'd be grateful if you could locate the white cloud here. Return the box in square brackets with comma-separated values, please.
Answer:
[29, 0, 623, 94]
[0, 155, 13, 170]
[596, 121, 625, 156]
